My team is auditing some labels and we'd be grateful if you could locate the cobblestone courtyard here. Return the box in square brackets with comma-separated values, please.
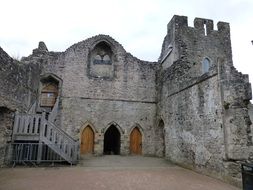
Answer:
[0, 156, 240, 190]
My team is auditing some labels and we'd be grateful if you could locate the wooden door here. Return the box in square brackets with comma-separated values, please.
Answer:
[130, 127, 142, 155]
[81, 126, 94, 154]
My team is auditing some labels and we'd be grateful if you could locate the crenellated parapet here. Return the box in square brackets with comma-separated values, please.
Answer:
[160, 15, 233, 71]
[166, 15, 230, 35]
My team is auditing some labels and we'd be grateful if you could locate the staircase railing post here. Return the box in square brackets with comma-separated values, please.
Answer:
[37, 112, 46, 163]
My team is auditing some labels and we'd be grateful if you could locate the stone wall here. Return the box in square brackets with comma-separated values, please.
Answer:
[0, 107, 13, 167]
[158, 15, 252, 186]
[0, 47, 41, 166]
[61, 99, 156, 155]
[32, 35, 158, 155]
[249, 103, 253, 152]
[158, 60, 224, 178]
[0, 47, 40, 111]
[249, 103, 253, 131]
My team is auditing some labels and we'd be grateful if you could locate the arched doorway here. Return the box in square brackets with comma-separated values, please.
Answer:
[80, 125, 94, 154]
[104, 125, 120, 155]
[156, 119, 165, 157]
[130, 127, 142, 155]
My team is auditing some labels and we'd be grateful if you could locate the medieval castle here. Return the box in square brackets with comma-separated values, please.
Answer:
[0, 15, 252, 186]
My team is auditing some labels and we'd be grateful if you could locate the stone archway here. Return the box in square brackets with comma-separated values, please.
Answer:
[103, 124, 121, 155]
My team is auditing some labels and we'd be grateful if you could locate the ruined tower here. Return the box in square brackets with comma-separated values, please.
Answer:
[158, 15, 252, 185]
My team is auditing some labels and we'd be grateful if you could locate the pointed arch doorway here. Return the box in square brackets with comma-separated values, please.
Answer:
[80, 125, 94, 154]
[104, 125, 121, 155]
[130, 127, 142, 155]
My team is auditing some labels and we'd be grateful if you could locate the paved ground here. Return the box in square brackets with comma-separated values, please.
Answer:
[0, 156, 240, 190]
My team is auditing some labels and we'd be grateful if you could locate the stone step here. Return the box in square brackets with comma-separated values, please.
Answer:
[78, 155, 173, 168]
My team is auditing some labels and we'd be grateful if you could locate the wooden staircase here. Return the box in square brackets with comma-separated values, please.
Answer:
[12, 98, 78, 164]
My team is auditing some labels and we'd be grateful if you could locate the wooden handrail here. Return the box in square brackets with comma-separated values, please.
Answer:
[48, 96, 59, 123]
[45, 120, 78, 142]
[13, 111, 78, 164]
[13, 114, 42, 135]
[40, 113, 78, 163]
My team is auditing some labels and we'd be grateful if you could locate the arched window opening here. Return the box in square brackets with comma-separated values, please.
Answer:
[92, 41, 113, 65]
[202, 58, 210, 74]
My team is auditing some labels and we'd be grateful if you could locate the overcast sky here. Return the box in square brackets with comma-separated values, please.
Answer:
[0, 0, 253, 96]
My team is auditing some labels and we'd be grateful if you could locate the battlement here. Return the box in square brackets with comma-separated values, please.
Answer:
[194, 18, 213, 35]
[167, 15, 230, 35]
[161, 15, 233, 71]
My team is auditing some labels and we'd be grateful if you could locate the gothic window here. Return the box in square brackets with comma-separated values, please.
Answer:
[202, 58, 210, 74]
[88, 41, 115, 79]
[40, 83, 58, 107]
[93, 55, 102, 64]
[92, 42, 112, 65]
[103, 54, 111, 64]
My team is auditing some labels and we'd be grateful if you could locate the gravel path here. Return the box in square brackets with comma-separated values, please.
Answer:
[0, 156, 240, 190]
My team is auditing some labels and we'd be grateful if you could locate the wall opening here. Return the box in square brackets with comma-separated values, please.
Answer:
[202, 57, 210, 74]
[92, 42, 113, 65]
[88, 41, 115, 79]
[204, 23, 207, 36]
[104, 125, 120, 155]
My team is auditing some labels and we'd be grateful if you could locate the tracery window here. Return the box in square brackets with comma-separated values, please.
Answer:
[93, 54, 111, 65]
[92, 42, 112, 65]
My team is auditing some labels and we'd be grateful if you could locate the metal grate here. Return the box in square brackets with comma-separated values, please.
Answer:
[11, 143, 73, 165]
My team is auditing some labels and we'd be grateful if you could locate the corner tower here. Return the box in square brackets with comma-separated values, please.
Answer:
[158, 15, 252, 186]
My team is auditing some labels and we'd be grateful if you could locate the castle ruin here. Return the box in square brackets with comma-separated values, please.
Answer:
[0, 15, 252, 186]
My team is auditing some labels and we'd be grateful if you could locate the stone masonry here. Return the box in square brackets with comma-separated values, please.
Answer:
[0, 15, 252, 187]
[0, 47, 41, 166]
